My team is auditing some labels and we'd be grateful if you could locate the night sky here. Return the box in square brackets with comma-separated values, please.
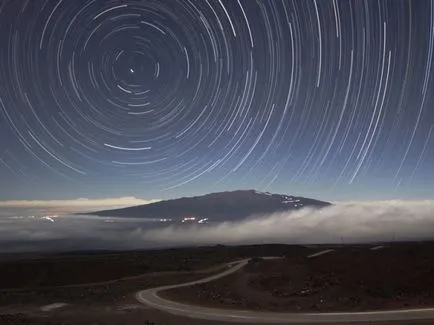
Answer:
[0, 0, 433, 202]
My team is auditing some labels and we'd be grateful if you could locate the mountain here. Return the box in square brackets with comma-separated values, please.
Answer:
[82, 190, 331, 222]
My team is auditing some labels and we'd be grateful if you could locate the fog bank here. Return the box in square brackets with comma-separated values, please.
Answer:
[0, 200, 433, 252]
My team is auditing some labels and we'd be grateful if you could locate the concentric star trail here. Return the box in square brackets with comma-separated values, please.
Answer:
[0, 0, 433, 200]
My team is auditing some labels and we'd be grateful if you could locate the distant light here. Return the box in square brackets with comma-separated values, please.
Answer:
[182, 217, 197, 223]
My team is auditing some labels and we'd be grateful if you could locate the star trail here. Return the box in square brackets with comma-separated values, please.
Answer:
[0, 0, 433, 201]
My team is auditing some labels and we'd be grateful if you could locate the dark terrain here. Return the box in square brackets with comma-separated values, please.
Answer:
[83, 190, 330, 221]
[0, 244, 304, 325]
[0, 244, 308, 291]
[164, 242, 434, 312]
[2, 243, 434, 325]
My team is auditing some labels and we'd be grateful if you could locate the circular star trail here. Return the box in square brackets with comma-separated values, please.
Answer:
[0, 0, 433, 199]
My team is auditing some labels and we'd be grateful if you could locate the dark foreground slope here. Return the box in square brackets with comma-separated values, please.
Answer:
[83, 190, 330, 221]
[164, 242, 434, 312]
[1, 243, 434, 325]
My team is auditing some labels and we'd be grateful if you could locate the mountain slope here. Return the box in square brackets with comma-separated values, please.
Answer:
[82, 190, 331, 221]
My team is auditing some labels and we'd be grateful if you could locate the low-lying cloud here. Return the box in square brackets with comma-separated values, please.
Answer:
[142, 200, 434, 246]
[0, 197, 160, 216]
[1, 200, 434, 253]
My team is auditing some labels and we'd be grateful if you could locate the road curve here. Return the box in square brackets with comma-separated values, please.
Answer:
[136, 258, 434, 323]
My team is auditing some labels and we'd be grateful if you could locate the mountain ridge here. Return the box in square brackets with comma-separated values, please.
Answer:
[80, 189, 331, 222]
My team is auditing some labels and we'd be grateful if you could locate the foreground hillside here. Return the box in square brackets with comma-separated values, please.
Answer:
[83, 189, 330, 221]
[163, 242, 434, 312]
[1, 243, 434, 325]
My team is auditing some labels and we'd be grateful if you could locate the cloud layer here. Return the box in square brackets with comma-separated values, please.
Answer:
[0, 197, 160, 216]
[1, 200, 434, 253]
[143, 200, 434, 246]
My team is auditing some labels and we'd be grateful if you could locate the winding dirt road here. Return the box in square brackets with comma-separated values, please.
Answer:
[136, 258, 434, 323]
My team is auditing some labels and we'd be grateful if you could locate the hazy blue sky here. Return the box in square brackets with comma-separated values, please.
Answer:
[1, 0, 433, 202]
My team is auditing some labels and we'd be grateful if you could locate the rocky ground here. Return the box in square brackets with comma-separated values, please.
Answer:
[163, 242, 434, 312]
[2, 243, 434, 324]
